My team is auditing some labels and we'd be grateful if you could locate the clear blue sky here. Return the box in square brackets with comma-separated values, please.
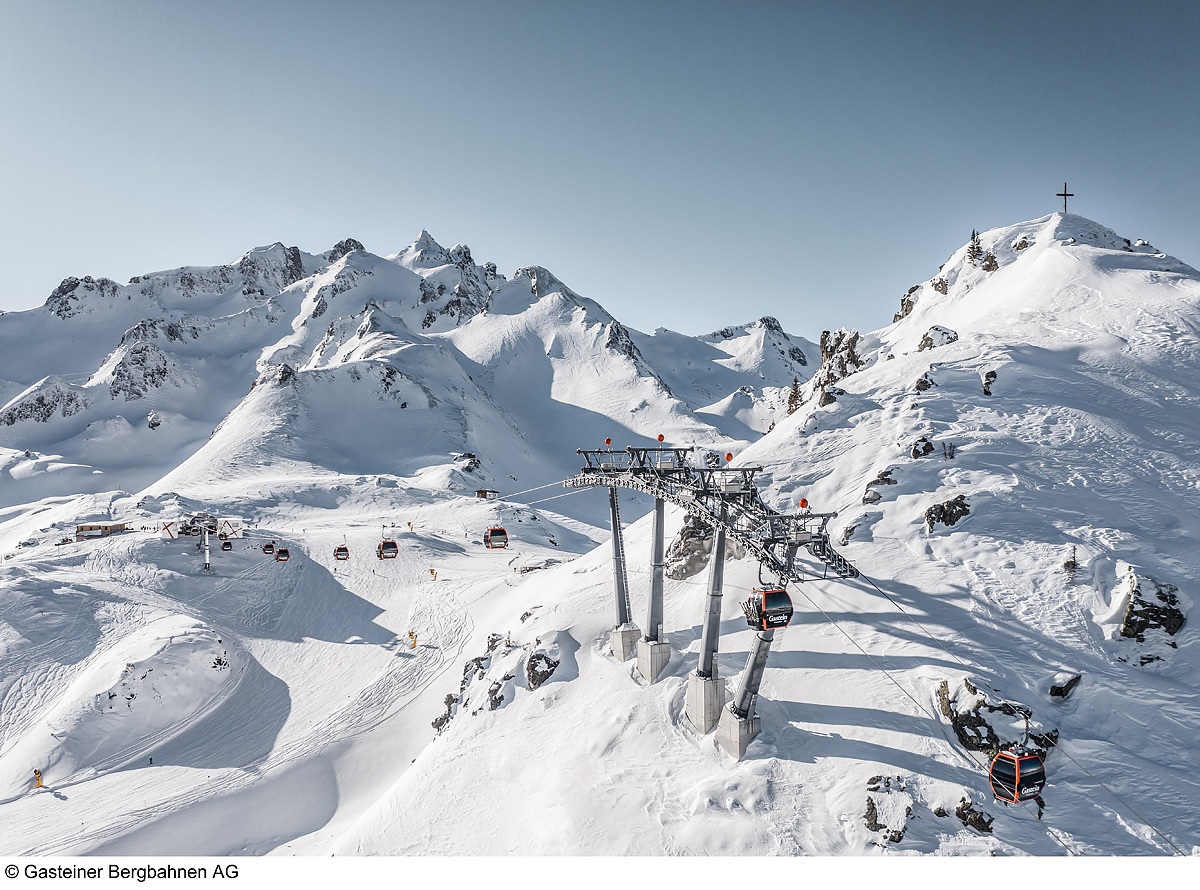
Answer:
[3, 1, 1198, 340]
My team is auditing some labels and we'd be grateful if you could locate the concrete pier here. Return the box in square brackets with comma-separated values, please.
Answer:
[716, 705, 761, 758]
[610, 625, 640, 662]
[636, 637, 671, 683]
[685, 672, 727, 733]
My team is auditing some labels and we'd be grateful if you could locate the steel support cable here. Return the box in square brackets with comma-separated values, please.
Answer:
[502, 478, 575, 500]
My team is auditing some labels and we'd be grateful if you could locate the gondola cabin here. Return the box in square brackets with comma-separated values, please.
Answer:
[483, 527, 509, 549]
[275, 548, 291, 562]
[221, 540, 233, 552]
[751, 587, 794, 629]
[989, 749, 1046, 803]
[377, 539, 398, 560]
[262, 542, 275, 555]
[334, 545, 350, 561]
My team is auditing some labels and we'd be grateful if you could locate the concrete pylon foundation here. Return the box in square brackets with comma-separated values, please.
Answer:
[685, 672, 727, 733]
[610, 625, 640, 661]
[716, 705, 761, 759]
[636, 638, 671, 683]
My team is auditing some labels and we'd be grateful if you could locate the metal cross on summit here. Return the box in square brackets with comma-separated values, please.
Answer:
[1057, 181, 1074, 213]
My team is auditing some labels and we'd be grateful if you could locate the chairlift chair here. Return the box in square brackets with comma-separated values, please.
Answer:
[988, 748, 1046, 803]
[483, 527, 509, 549]
[377, 539, 398, 560]
[274, 548, 291, 562]
[334, 545, 350, 561]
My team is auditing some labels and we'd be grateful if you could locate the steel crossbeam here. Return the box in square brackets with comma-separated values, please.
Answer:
[568, 447, 858, 583]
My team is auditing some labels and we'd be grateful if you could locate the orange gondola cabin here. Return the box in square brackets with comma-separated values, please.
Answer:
[747, 587, 794, 629]
[483, 527, 508, 549]
[989, 748, 1046, 803]
[377, 539, 398, 560]
[274, 548, 291, 562]
[334, 545, 350, 561]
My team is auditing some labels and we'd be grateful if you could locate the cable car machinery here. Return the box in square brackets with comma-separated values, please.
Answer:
[566, 443, 859, 754]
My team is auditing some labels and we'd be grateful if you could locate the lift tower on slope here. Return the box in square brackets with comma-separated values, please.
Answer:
[566, 441, 858, 757]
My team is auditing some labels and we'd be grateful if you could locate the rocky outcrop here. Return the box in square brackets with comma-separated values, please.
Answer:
[45, 276, 122, 319]
[106, 342, 177, 400]
[982, 370, 997, 396]
[925, 495, 970, 529]
[910, 436, 935, 458]
[664, 512, 745, 579]
[894, 285, 920, 323]
[862, 468, 898, 505]
[0, 379, 90, 425]
[324, 238, 365, 263]
[1118, 570, 1186, 664]
[918, 326, 958, 351]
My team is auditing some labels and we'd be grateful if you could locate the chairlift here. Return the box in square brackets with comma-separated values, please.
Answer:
[484, 527, 509, 549]
[334, 545, 350, 561]
[746, 587, 794, 630]
[275, 548, 291, 562]
[377, 539, 398, 560]
[989, 748, 1046, 804]
[221, 540, 233, 552]
[262, 541, 276, 555]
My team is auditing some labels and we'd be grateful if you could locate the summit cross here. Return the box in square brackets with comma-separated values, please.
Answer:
[1057, 182, 1074, 213]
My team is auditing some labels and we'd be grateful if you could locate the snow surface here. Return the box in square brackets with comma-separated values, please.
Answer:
[2, 215, 1200, 859]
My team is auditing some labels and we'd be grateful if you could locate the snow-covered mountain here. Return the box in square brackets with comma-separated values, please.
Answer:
[2, 214, 1199, 857]
[0, 232, 811, 519]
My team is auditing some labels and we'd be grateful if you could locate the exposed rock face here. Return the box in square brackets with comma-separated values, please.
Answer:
[665, 512, 713, 580]
[955, 798, 993, 833]
[119, 318, 200, 345]
[981, 251, 999, 272]
[910, 436, 935, 458]
[863, 775, 913, 844]
[918, 326, 958, 351]
[914, 372, 937, 393]
[982, 370, 997, 396]
[237, 244, 304, 291]
[862, 468, 897, 504]
[525, 651, 560, 690]
[936, 678, 1058, 757]
[45, 276, 122, 319]
[664, 512, 745, 579]
[1119, 571, 1186, 664]
[814, 328, 864, 390]
[324, 238, 365, 263]
[925, 495, 970, 529]
[107, 342, 176, 400]
[894, 285, 920, 323]
[1, 380, 90, 425]
[931, 277, 949, 295]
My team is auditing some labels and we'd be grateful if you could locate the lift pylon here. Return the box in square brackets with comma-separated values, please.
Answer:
[636, 496, 671, 683]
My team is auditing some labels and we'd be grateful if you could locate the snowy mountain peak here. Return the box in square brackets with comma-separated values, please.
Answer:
[393, 230, 451, 271]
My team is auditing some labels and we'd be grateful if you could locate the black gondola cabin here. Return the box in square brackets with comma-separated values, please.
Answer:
[750, 587, 794, 629]
[989, 749, 1046, 803]
[275, 548, 290, 562]
[262, 542, 275, 554]
[334, 545, 350, 561]
[377, 540, 398, 559]
[484, 527, 508, 549]
[221, 540, 233, 552]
